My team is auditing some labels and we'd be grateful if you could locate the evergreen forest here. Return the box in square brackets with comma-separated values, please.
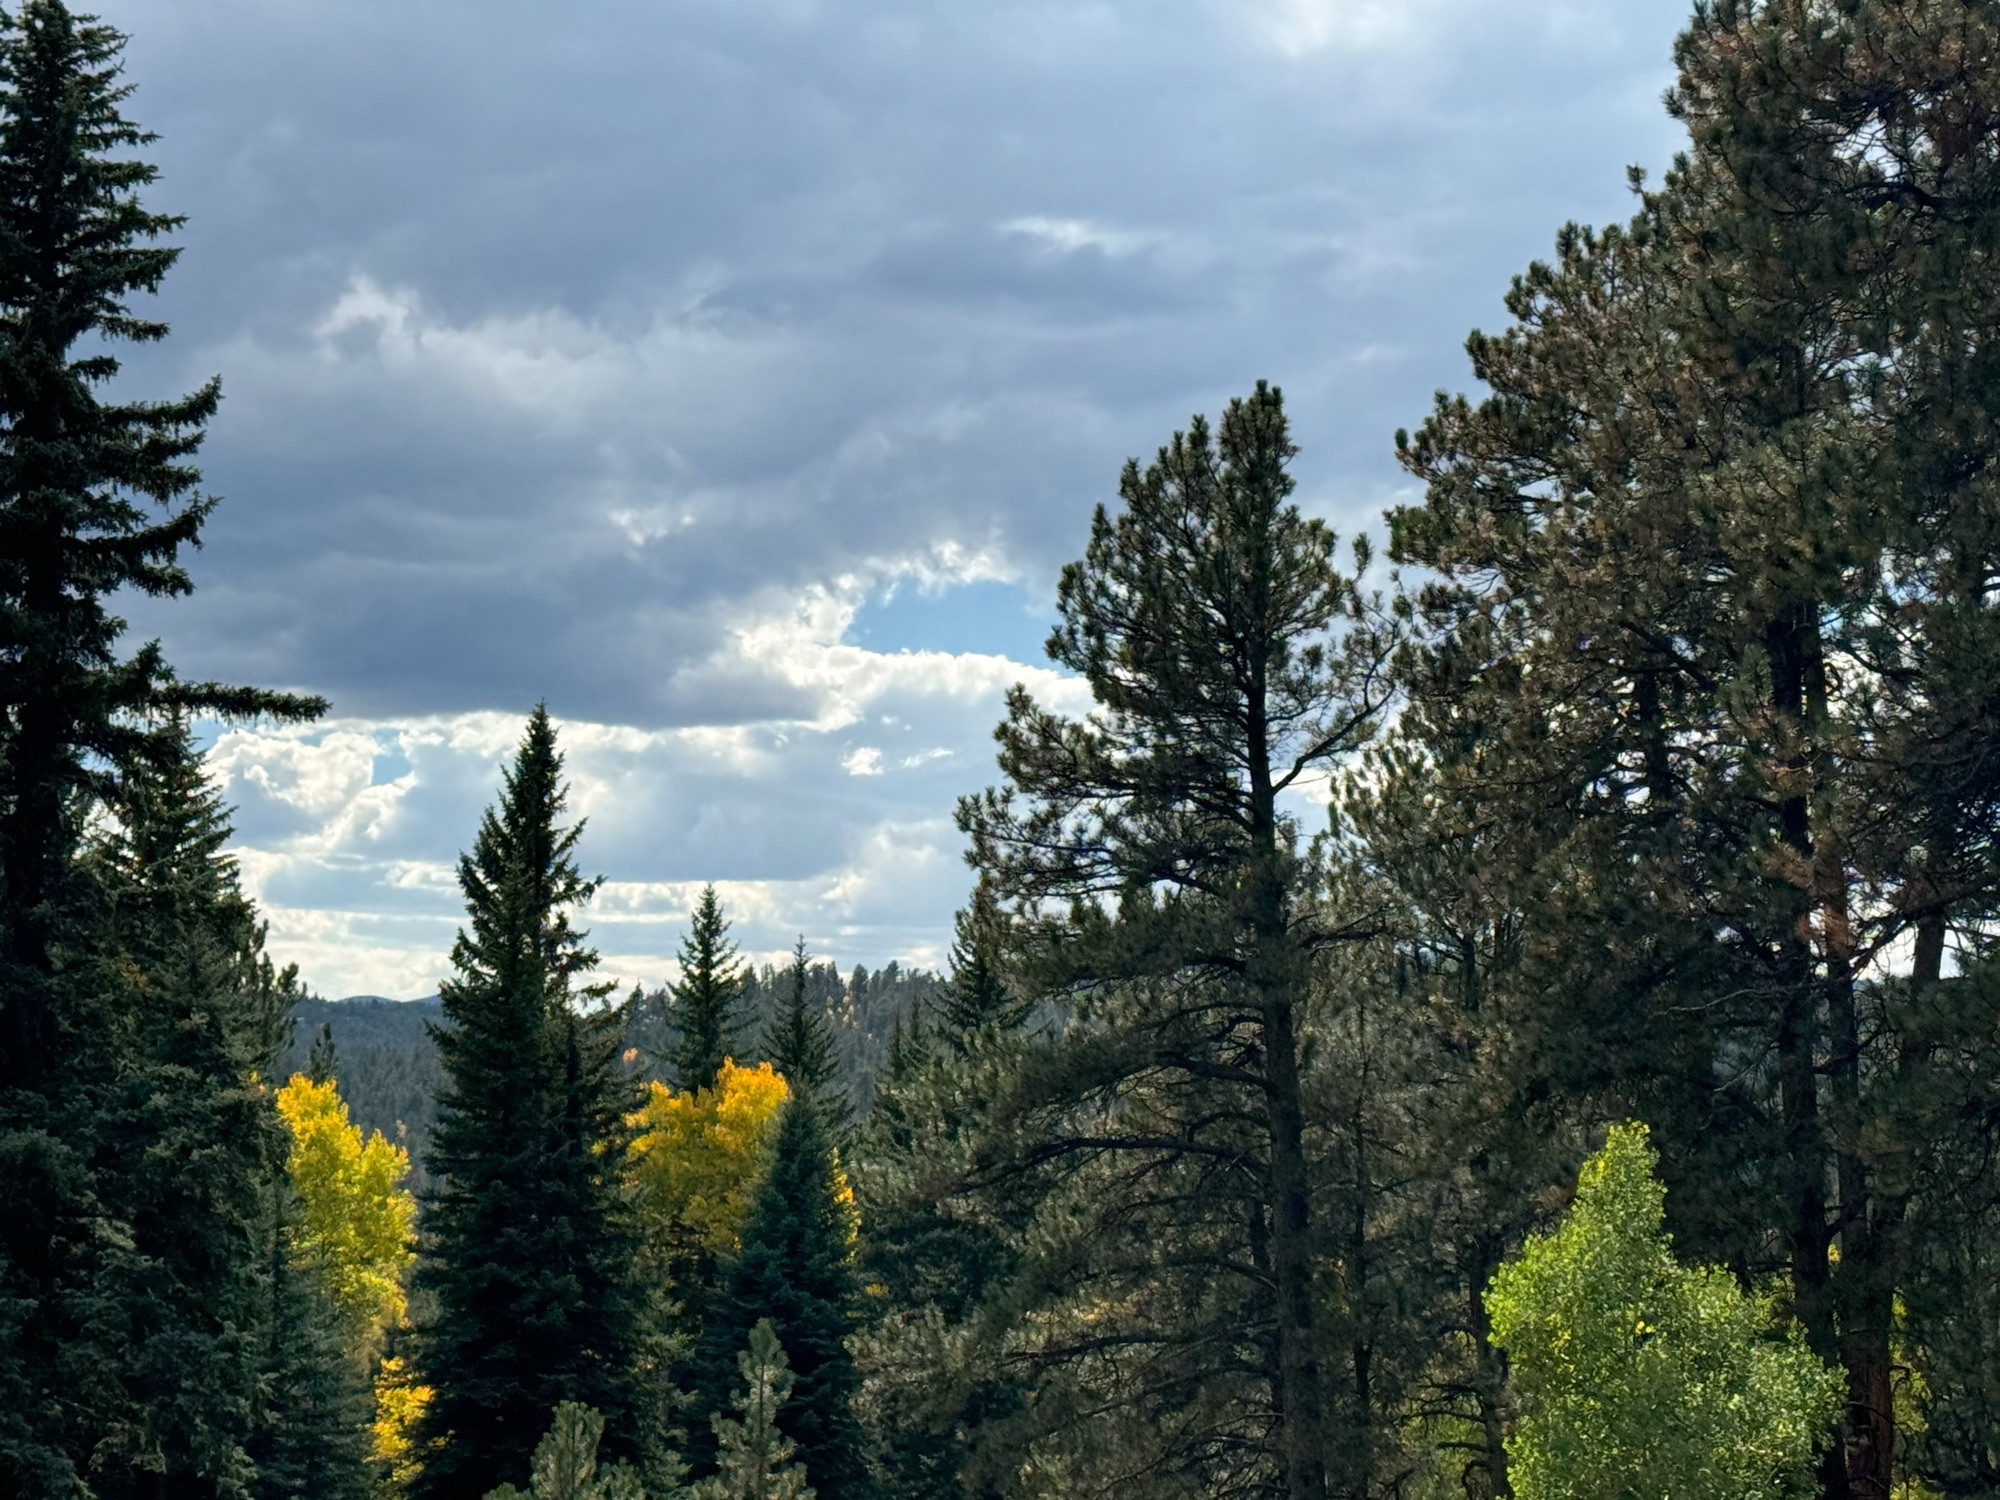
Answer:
[2, 2, 1999, 1498]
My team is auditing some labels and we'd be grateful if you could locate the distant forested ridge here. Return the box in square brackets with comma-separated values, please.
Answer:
[284, 963, 938, 1182]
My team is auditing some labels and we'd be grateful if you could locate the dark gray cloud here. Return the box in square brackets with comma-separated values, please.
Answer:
[98, 0, 1700, 993]
[109, 0, 1692, 723]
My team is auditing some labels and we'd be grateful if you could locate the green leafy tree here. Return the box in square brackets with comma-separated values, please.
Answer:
[694, 1096, 866, 1500]
[1487, 1123, 1842, 1500]
[672, 885, 745, 1093]
[693, 1321, 815, 1500]
[484, 1402, 647, 1500]
[0, 4, 320, 1489]
[954, 383, 1396, 1500]
[413, 708, 646, 1500]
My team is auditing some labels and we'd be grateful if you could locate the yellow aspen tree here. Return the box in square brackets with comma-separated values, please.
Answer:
[628, 1060, 789, 1257]
[276, 1073, 418, 1350]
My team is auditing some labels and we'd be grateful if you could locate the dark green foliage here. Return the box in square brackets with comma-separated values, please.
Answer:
[670, 886, 746, 1094]
[412, 708, 646, 1500]
[306, 1021, 338, 1086]
[853, 901, 1029, 1500]
[0, 6, 319, 1490]
[763, 939, 845, 1134]
[694, 1097, 867, 1500]
[934, 886, 1021, 1044]
[249, 1190, 373, 1500]
[1387, 4, 2000, 1493]
[949, 383, 1396, 1500]
[84, 722, 341, 1498]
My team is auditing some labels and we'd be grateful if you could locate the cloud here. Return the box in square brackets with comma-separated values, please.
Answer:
[101, 0, 1695, 992]
[1001, 216, 1166, 259]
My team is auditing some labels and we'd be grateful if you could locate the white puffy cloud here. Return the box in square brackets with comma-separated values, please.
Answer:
[207, 595, 1090, 995]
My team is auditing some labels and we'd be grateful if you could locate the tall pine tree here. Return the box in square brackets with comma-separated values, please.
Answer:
[694, 1096, 866, 1500]
[0, 5, 321, 1488]
[411, 707, 645, 1500]
[671, 885, 745, 1093]
[1390, 5, 2000, 1491]
[955, 384, 1397, 1500]
[92, 720, 368, 1498]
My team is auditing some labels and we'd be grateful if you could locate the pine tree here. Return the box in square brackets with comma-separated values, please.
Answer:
[250, 1184, 374, 1500]
[671, 885, 745, 1093]
[853, 913, 1025, 1500]
[89, 720, 344, 1497]
[954, 384, 1397, 1500]
[0, 5, 320, 1488]
[308, 1020, 339, 1085]
[486, 1401, 647, 1500]
[935, 885, 1020, 1044]
[694, 1321, 815, 1500]
[1389, 5, 2000, 1492]
[694, 1097, 866, 1500]
[763, 937, 843, 1133]
[412, 708, 645, 1500]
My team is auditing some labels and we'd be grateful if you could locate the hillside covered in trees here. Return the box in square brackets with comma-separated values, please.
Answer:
[283, 963, 939, 1185]
[3, 2, 1999, 1500]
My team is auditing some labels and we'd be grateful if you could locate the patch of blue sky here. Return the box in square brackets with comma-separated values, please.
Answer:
[369, 729, 414, 784]
[847, 578, 1056, 666]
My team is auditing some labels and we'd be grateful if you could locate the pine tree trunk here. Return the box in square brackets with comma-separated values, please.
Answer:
[1262, 989, 1329, 1500]
[1248, 667, 1329, 1500]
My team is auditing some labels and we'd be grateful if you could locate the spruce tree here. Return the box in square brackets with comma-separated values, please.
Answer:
[763, 937, 843, 1133]
[92, 720, 360, 1498]
[671, 884, 745, 1093]
[412, 708, 644, 1500]
[0, 5, 320, 1487]
[935, 885, 1020, 1044]
[694, 1097, 866, 1500]
[249, 1188, 373, 1500]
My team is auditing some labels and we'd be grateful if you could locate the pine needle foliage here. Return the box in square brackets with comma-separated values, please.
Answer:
[953, 383, 1397, 1500]
[694, 1096, 866, 1500]
[0, 6, 319, 1487]
[671, 885, 745, 1094]
[412, 707, 645, 1500]
[763, 937, 845, 1135]
[484, 1402, 646, 1500]
[693, 1321, 816, 1500]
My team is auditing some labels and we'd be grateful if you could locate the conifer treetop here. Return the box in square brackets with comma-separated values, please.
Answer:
[671, 884, 745, 1093]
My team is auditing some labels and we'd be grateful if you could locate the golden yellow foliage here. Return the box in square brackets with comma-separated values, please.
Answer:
[370, 1354, 434, 1495]
[275, 1074, 417, 1350]
[628, 1059, 789, 1254]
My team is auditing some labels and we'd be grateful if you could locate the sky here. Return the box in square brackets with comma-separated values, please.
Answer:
[105, 0, 1696, 999]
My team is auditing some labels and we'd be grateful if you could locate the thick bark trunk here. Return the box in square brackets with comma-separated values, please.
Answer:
[1768, 605, 1849, 1500]
[1247, 659, 1328, 1500]
[1263, 989, 1330, 1500]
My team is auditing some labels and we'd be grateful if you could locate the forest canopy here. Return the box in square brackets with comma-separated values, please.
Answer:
[1, 2, 1997, 1500]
